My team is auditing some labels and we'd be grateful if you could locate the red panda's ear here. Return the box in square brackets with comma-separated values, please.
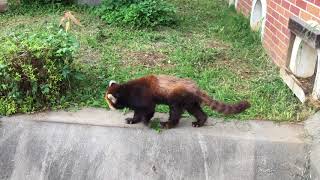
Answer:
[109, 80, 117, 87]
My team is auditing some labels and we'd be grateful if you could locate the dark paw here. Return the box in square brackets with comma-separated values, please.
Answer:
[160, 122, 171, 129]
[125, 118, 135, 124]
[143, 120, 150, 126]
[192, 122, 204, 128]
[160, 122, 168, 128]
[160, 122, 177, 129]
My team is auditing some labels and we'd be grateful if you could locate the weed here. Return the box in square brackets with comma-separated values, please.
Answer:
[150, 118, 162, 133]
[59, 11, 83, 32]
[0, 25, 80, 115]
[96, 0, 176, 28]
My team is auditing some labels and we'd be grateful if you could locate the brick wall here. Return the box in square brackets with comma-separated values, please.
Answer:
[237, 0, 252, 16]
[235, 0, 320, 66]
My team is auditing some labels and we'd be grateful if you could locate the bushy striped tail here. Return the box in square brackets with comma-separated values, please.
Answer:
[198, 91, 250, 115]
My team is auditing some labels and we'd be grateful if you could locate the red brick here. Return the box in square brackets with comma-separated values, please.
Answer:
[276, 30, 287, 43]
[277, 57, 286, 67]
[267, 13, 275, 23]
[267, 5, 273, 13]
[270, 23, 277, 32]
[274, 45, 281, 55]
[281, 26, 291, 37]
[276, 4, 286, 15]
[270, 1, 277, 9]
[271, 9, 280, 19]
[272, 34, 280, 45]
[282, 0, 291, 9]
[271, 50, 280, 63]
[278, 36, 287, 48]
[263, 41, 271, 50]
[273, 19, 283, 30]
[243, 1, 251, 9]
[265, 20, 273, 30]
[284, 9, 295, 18]
[264, 32, 272, 42]
[263, 39, 272, 50]
[305, 0, 314, 3]
[274, 0, 282, 5]
[312, 17, 320, 24]
[278, 42, 288, 56]
[307, 3, 320, 17]
[278, 14, 288, 26]
[290, 4, 300, 15]
[242, 0, 252, 8]
[296, 0, 307, 10]
[300, 10, 313, 21]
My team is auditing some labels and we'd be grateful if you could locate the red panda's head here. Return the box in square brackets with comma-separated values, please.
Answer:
[105, 80, 124, 110]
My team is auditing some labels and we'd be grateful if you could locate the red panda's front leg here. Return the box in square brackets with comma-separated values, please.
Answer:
[125, 111, 144, 124]
[142, 108, 155, 125]
[125, 107, 155, 125]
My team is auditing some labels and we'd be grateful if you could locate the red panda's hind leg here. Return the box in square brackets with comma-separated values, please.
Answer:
[160, 105, 184, 129]
[186, 103, 208, 127]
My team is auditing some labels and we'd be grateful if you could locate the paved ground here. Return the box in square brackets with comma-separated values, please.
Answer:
[0, 108, 314, 180]
[305, 112, 320, 180]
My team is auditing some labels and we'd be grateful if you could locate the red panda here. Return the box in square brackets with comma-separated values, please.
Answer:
[105, 75, 250, 129]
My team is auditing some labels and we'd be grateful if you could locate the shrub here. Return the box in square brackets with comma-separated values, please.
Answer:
[96, 0, 176, 28]
[97, 0, 143, 11]
[18, 0, 73, 4]
[0, 25, 79, 115]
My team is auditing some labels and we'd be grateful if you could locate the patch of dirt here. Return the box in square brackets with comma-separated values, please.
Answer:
[152, 42, 168, 50]
[122, 50, 172, 68]
[77, 47, 102, 64]
[296, 75, 315, 94]
[205, 39, 231, 50]
[209, 55, 267, 80]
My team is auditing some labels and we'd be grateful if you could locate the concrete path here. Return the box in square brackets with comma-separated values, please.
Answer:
[305, 112, 320, 180]
[0, 108, 314, 180]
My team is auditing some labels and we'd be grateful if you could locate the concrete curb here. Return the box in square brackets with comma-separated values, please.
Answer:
[1, 107, 307, 143]
[305, 112, 320, 180]
[0, 108, 312, 180]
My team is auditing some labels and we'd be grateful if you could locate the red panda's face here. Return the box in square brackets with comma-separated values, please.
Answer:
[105, 80, 124, 110]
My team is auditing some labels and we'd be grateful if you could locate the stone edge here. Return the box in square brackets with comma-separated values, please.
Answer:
[305, 111, 320, 179]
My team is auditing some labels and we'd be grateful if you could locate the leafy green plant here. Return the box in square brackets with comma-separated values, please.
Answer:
[0, 25, 80, 115]
[96, 0, 176, 28]
[97, 0, 143, 11]
[18, 0, 73, 4]
[150, 118, 162, 133]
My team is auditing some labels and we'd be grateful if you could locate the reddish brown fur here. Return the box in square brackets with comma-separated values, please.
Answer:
[105, 75, 250, 128]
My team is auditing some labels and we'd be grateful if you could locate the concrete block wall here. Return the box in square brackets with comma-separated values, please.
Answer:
[234, 0, 320, 66]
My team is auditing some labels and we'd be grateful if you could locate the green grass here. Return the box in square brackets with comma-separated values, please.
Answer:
[0, 0, 315, 121]
[150, 118, 162, 133]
